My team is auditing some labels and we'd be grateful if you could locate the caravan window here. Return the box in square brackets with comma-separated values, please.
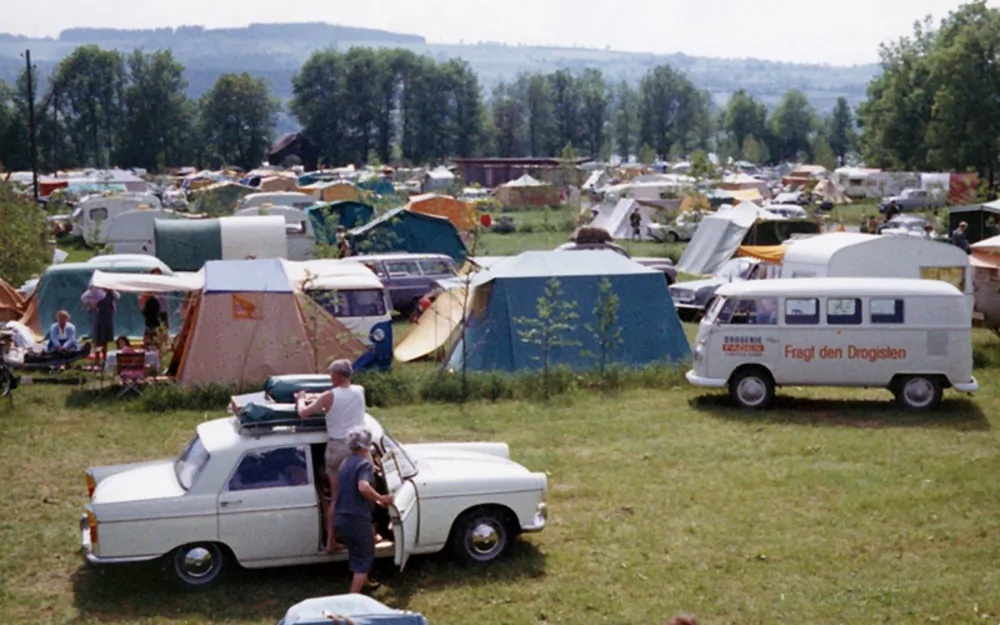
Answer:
[871, 299, 905, 324]
[88, 207, 109, 222]
[385, 260, 419, 276]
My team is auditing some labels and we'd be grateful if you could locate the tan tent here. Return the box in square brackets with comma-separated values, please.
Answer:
[299, 180, 363, 203]
[394, 285, 468, 362]
[122, 258, 369, 387]
[258, 175, 299, 192]
[813, 178, 852, 204]
[494, 175, 560, 210]
[0, 279, 26, 323]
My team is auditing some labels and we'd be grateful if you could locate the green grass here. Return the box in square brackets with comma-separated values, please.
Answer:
[2, 326, 999, 624]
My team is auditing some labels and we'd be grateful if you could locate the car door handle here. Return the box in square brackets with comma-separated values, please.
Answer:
[220, 499, 243, 507]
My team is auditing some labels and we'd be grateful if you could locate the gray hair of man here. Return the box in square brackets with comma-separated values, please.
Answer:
[346, 427, 372, 452]
[329, 358, 353, 378]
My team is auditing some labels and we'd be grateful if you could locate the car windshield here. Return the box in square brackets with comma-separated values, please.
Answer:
[381, 433, 418, 479]
[714, 259, 755, 281]
[174, 435, 211, 491]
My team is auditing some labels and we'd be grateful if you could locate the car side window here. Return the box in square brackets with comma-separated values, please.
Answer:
[418, 259, 454, 275]
[385, 261, 418, 276]
[827, 298, 862, 325]
[228, 447, 310, 491]
[785, 298, 819, 325]
[871, 298, 905, 324]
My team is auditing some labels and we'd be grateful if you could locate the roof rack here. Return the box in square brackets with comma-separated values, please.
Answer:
[230, 392, 327, 435]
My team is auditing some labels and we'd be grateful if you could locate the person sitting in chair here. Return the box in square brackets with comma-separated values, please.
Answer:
[47, 311, 80, 353]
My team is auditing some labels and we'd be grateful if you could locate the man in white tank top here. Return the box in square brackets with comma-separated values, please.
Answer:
[296, 358, 367, 553]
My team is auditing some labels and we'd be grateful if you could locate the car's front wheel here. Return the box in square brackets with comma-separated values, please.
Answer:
[169, 542, 227, 589]
[449, 506, 512, 565]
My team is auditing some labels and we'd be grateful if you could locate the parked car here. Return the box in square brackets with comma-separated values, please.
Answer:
[346, 253, 460, 316]
[879, 188, 944, 213]
[555, 241, 677, 284]
[876, 214, 941, 238]
[80, 412, 547, 589]
[278, 595, 428, 625]
[647, 215, 700, 243]
[669, 257, 761, 321]
[763, 204, 809, 219]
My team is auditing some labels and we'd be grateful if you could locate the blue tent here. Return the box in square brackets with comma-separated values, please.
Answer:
[447, 250, 689, 372]
[357, 175, 398, 198]
[305, 201, 376, 244]
[349, 207, 468, 262]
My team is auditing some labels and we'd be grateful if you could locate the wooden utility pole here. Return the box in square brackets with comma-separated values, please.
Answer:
[24, 49, 39, 203]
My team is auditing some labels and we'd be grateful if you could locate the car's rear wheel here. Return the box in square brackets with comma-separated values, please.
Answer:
[449, 506, 512, 565]
[169, 542, 227, 589]
[664, 231, 679, 243]
[893, 375, 942, 411]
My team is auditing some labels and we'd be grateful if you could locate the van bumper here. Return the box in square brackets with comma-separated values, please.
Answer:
[953, 377, 979, 393]
[685, 370, 727, 388]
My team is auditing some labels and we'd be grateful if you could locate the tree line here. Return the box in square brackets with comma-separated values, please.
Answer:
[0, 1, 995, 182]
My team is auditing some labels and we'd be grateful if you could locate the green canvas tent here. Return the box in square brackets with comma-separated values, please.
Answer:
[305, 201, 376, 244]
[949, 202, 1000, 244]
[348, 207, 468, 262]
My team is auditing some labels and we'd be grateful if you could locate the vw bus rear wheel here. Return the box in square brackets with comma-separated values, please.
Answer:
[894, 375, 942, 412]
[729, 367, 774, 410]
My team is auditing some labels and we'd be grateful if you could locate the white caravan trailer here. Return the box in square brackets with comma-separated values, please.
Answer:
[71, 194, 163, 245]
[107, 208, 189, 255]
[236, 191, 314, 211]
[687, 278, 978, 411]
[233, 205, 316, 261]
[779, 233, 973, 314]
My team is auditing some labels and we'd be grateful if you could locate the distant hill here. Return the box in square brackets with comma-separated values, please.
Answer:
[0, 22, 879, 124]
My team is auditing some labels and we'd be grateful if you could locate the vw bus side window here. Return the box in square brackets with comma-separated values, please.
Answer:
[871, 298, 905, 324]
[784, 298, 819, 325]
[827, 298, 862, 325]
[717, 298, 777, 325]
[704, 296, 727, 324]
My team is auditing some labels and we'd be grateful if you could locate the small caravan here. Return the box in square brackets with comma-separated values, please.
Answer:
[107, 208, 188, 255]
[234, 205, 316, 261]
[779, 233, 973, 313]
[236, 191, 314, 211]
[71, 194, 163, 245]
[686, 278, 978, 411]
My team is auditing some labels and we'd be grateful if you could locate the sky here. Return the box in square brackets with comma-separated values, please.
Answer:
[3, 0, 980, 66]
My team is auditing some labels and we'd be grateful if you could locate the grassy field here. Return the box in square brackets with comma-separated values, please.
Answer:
[2, 324, 999, 625]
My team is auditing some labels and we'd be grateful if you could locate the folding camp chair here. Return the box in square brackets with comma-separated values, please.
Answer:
[115, 351, 147, 397]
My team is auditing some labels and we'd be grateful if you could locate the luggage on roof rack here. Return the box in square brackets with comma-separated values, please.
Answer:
[264, 374, 333, 403]
[231, 391, 326, 431]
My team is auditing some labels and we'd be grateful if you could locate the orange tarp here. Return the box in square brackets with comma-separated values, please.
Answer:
[0, 280, 26, 323]
[738, 245, 787, 262]
[406, 193, 478, 231]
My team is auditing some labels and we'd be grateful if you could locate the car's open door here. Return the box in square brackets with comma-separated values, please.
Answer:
[388, 480, 417, 570]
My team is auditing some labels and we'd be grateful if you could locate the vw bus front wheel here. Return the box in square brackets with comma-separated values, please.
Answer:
[728, 367, 774, 410]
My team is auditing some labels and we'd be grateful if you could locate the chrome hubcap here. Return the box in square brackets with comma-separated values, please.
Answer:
[180, 546, 215, 579]
[904, 379, 934, 406]
[468, 521, 501, 556]
[737, 377, 766, 405]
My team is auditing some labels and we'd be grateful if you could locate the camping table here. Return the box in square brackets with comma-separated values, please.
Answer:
[104, 350, 161, 373]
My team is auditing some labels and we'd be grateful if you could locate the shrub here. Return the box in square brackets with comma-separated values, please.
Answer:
[518, 223, 535, 234]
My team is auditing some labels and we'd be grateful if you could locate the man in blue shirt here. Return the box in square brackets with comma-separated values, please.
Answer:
[334, 428, 394, 594]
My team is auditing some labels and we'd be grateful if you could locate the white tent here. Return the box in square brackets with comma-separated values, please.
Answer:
[590, 199, 658, 241]
[676, 203, 787, 275]
[108, 208, 188, 255]
[502, 174, 546, 187]
[89, 269, 204, 293]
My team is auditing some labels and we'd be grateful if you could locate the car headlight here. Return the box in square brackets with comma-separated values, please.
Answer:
[370, 328, 386, 343]
[693, 343, 705, 361]
[673, 290, 695, 303]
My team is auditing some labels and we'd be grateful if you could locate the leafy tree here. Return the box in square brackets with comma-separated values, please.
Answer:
[200, 72, 279, 170]
[637, 143, 656, 166]
[119, 50, 192, 170]
[548, 69, 581, 154]
[519, 72, 554, 156]
[741, 134, 765, 164]
[51, 45, 126, 167]
[515, 278, 580, 400]
[828, 97, 855, 164]
[811, 135, 838, 171]
[724, 89, 769, 153]
[490, 80, 524, 157]
[578, 68, 608, 158]
[0, 183, 50, 287]
[290, 50, 348, 166]
[584, 278, 622, 376]
[769, 89, 816, 162]
[612, 80, 638, 161]
[636, 65, 707, 159]
[689, 149, 714, 181]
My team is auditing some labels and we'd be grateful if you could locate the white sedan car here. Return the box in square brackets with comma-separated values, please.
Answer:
[80, 413, 548, 589]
